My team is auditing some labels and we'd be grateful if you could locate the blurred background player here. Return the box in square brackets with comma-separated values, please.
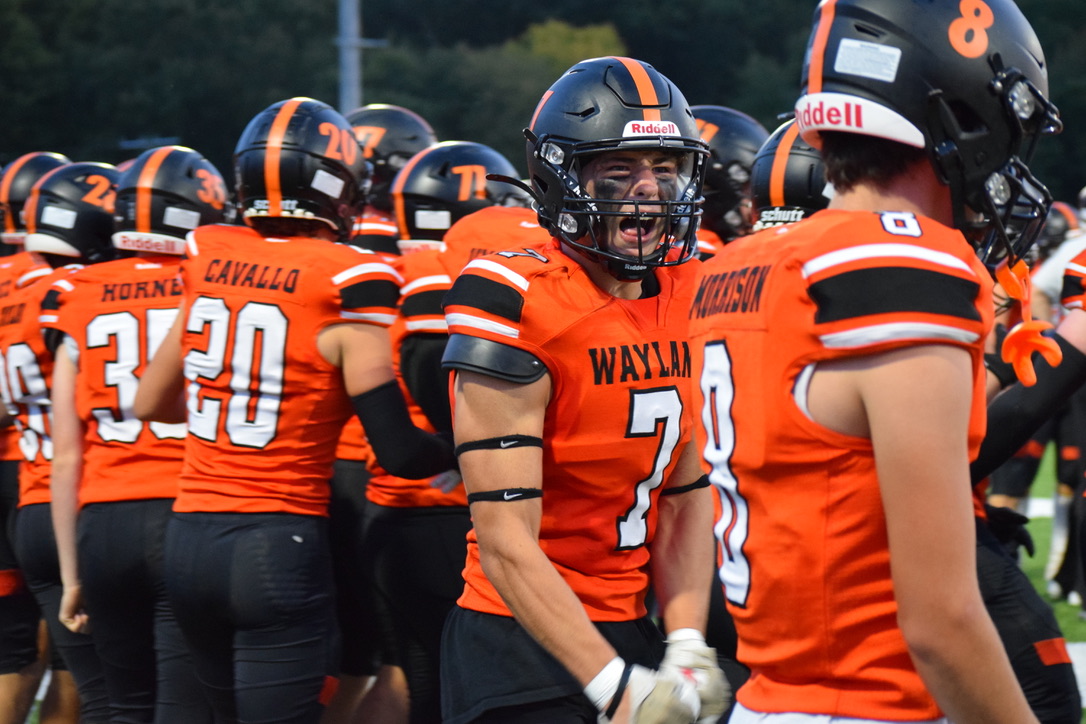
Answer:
[133, 97, 456, 723]
[358, 139, 539, 724]
[748, 118, 829, 232]
[45, 145, 228, 722]
[690, 105, 768, 258]
[0, 151, 72, 724]
[5, 161, 123, 720]
[345, 103, 439, 254]
[325, 101, 438, 724]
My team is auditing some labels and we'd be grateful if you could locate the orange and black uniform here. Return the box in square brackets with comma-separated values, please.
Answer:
[690, 210, 992, 720]
[41, 255, 208, 721]
[0, 263, 108, 717]
[440, 238, 700, 723]
[164, 224, 400, 723]
[0, 251, 48, 677]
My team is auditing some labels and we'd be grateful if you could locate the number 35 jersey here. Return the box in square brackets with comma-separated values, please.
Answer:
[689, 210, 992, 720]
[40, 256, 187, 505]
[444, 238, 700, 622]
[175, 224, 401, 516]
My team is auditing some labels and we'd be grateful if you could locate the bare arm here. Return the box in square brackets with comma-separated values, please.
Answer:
[650, 441, 714, 636]
[134, 312, 186, 423]
[856, 345, 1037, 724]
[453, 370, 620, 686]
[49, 342, 89, 632]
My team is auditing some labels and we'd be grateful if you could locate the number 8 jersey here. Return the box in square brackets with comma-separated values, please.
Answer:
[173, 224, 401, 516]
[443, 238, 700, 621]
[689, 210, 993, 719]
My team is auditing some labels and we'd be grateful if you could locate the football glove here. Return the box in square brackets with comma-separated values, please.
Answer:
[586, 657, 700, 724]
[659, 629, 730, 724]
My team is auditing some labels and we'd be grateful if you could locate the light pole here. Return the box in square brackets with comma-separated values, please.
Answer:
[337, 0, 387, 113]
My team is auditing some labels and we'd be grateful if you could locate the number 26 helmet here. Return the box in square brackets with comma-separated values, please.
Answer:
[524, 56, 709, 280]
[795, 0, 1060, 266]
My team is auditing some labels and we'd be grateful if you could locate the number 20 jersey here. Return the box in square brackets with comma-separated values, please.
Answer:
[443, 238, 700, 621]
[689, 210, 992, 720]
[175, 224, 401, 517]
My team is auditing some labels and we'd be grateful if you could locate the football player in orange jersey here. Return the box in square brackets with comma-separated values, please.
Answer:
[439, 57, 728, 724]
[0, 151, 69, 724]
[4, 162, 123, 720]
[44, 146, 228, 722]
[745, 117, 1081, 724]
[133, 98, 455, 724]
[691, 0, 1059, 722]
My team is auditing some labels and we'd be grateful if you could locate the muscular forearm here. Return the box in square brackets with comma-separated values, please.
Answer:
[650, 480, 714, 635]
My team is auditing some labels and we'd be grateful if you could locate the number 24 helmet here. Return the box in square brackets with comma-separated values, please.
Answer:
[795, 0, 1060, 266]
[524, 56, 709, 280]
[234, 97, 371, 241]
[24, 162, 120, 264]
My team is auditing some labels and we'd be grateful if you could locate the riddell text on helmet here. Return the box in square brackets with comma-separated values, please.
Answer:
[797, 101, 864, 131]
[622, 121, 680, 137]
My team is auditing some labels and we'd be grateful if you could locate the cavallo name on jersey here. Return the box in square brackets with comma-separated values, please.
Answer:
[201, 258, 301, 293]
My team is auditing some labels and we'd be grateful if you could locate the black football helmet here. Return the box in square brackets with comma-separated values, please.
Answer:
[750, 119, 830, 231]
[691, 105, 769, 240]
[524, 56, 709, 280]
[796, 0, 1060, 268]
[345, 104, 438, 210]
[24, 162, 119, 263]
[0, 152, 71, 245]
[234, 97, 371, 241]
[113, 146, 230, 255]
[390, 141, 523, 242]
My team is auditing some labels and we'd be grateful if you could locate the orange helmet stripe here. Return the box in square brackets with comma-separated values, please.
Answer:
[390, 145, 434, 238]
[807, 0, 838, 95]
[0, 153, 39, 233]
[769, 123, 803, 208]
[22, 165, 67, 236]
[528, 90, 554, 134]
[265, 98, 305, 217]
[136, 146, 175, 233]
[613, 57, 661, 122]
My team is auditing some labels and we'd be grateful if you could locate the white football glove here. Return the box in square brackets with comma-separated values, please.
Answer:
[659, 629, 730, 724]
[586, 657, 700, 724]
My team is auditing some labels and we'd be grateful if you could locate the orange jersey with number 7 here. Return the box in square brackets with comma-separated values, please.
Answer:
[444, 238, 700, 621]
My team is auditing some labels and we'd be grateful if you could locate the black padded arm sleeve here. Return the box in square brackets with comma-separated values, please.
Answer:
[971, 332, 1086, 483]
[352, 380, 456, 479]
[399, 333, 452, 434]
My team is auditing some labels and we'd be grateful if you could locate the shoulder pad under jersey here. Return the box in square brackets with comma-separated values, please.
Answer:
[441, 333, 547, 383]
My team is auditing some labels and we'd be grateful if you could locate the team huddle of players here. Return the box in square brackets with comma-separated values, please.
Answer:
[0, 1, 1082, 724]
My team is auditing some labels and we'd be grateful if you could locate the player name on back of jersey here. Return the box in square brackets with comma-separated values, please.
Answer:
[100, 278, 184, 302]
[0, 301, 26, 327]
[589, 340, 691, 385]
[690, 264, 772, 319]
[202, 258, 301, 294]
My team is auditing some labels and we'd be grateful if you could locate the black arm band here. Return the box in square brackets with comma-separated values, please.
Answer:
[352, 380, 457, 480]
[659, 474, 710, 497]
[466, 487, 542, 504]
[454, 435, 543, 456]
[971, 332, 1086, 483]
[983, 351, 1018, 389]
[604, 663, 634, 720]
